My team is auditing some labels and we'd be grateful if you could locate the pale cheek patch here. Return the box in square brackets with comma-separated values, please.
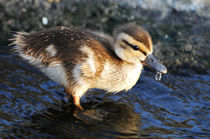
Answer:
[114, 44, 126, 60]
[138, 53, 147, 61]
[115, 44, 140, 63]
[46, 44, 57, 57]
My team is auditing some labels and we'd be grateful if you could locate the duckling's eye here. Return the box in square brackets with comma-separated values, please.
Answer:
[131, 45, 140, 51]
[122, 40, 139, 51]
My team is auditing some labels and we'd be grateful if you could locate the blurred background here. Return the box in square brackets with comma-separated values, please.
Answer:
[0, 0, 209, 138]
[0, 0, 210, 74]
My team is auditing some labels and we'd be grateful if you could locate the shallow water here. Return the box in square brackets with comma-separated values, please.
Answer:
[0, 53, 209, 138]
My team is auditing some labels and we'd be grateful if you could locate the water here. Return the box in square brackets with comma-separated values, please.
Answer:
[155, 72, 162, 81]
[0, 53, 209, 138]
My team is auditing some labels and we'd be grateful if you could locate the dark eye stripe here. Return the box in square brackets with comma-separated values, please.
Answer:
[122, 40, 139, 50]
[122, 40, 147, 56]
[122, 40, 133, 47]
[141, 50, 147, 56]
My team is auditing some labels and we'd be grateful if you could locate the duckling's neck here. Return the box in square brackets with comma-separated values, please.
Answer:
[93, 31, 122, 61]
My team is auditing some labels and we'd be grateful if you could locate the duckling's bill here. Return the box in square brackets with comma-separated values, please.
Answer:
[142, 54, 167, 74]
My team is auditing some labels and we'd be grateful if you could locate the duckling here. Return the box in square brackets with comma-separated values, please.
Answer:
[11, 24, 167, 110]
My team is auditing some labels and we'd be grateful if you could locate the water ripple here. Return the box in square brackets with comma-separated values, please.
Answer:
[0, 54, 209, 138]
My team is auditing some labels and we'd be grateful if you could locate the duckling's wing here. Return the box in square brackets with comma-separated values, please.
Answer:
[10, 27, 90, 86]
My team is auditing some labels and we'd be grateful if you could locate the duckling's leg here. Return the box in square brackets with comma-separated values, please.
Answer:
[73, 95, 83, 110]
[65, 86, 87, 110]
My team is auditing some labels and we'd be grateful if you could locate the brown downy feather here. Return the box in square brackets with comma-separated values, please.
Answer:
[10, 26, 123, 81]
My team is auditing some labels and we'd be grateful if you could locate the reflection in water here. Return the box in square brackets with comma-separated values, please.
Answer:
[28, 101, 141, 138]
[0, 54, 210, 138]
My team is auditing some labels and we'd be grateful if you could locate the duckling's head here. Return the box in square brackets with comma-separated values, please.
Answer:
[113, 24, 167, 74]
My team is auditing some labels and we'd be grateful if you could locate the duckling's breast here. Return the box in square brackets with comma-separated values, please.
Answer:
[94, 61, 143, 92]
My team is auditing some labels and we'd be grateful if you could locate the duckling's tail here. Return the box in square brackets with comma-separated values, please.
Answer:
[9, 32, 43, 66]
[9, 32, 29, 53]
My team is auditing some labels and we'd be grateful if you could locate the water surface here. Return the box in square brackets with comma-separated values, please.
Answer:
[0, 53, 209, 138]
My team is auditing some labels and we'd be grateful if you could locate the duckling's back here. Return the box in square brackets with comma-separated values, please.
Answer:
[13, 27, 90, 63]
[10, 26, 120, 87]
